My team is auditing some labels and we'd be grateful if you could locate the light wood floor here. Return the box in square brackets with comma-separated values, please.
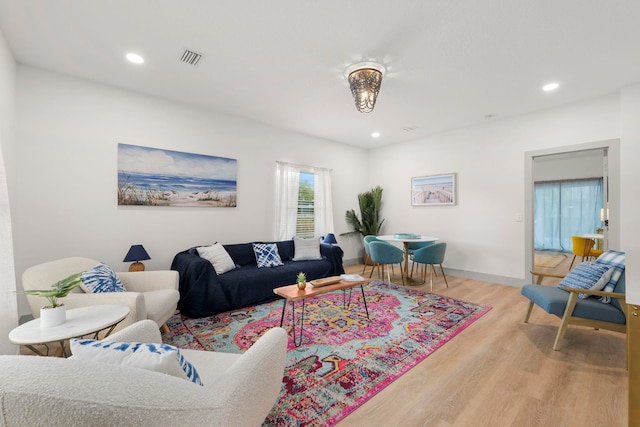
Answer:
[339, 259, 628, 427]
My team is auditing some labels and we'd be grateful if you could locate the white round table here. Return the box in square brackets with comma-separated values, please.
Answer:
[377, 234, 439, 285]
[9, 304, 130, 357]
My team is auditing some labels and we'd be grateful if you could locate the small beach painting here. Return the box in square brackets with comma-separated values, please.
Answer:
[117, 144, 237, 207]
[411, 173, 456, 206]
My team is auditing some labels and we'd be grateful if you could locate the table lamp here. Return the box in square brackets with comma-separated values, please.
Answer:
[123, 244, 150, 272]
[323, 233, 338, 245]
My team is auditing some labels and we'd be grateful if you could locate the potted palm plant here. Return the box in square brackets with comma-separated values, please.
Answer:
[24, 272, 83, 328]
[343, 186, 385, 266]
[343, 185, 385, 237]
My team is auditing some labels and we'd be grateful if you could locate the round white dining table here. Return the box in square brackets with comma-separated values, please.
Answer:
[377, 234, 439, 285]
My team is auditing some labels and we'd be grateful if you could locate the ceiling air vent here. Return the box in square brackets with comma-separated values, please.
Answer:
[180, 49, 204, 67]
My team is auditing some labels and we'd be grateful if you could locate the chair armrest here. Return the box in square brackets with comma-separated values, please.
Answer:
[530, 270, 566, 285]
[558, 286, 625, 300]
[58, 292, 146, 329]
[117, 270, 179, 292]
[104, 319, 162, 343]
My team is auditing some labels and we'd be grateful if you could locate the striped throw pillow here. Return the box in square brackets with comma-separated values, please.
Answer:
[594, 250, 625, 303]
[558, 262, 614, 299]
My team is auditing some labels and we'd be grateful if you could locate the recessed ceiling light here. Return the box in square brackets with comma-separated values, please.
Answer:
[542, 82, 559, 92]
[371, 132, 381, 138]
[125, 52, 144, 64]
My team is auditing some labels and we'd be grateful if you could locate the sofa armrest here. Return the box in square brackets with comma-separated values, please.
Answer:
[118, 270, 179, 293]
[320, 243, 345, 275]
[58, 292, 146, 330]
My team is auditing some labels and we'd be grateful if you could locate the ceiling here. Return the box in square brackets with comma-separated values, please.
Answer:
[1, 1, 640, 149]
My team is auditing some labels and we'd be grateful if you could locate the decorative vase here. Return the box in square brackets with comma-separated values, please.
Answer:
[40, 305, 66, 328]
[297, 281, 306, 290]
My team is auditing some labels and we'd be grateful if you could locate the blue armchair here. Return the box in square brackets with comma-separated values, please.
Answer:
[521, 270, 627, 350]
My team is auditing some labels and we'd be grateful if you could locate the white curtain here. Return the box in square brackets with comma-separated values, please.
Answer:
[313, 167, 334, 238]
[275, 162, 300, 241]
[275, 161, 334, 241]
[534, 178, 603, 251]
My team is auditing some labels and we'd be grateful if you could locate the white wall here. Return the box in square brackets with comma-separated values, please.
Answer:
[12, 66, 369, 316]
[369, 95, 620, 284]
[533, 149, 604, 182]
[0, 29, 18, 354]
[620, 84, 640, 304]
[10, 65, 640, 313]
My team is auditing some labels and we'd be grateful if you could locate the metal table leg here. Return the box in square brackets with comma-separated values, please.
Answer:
[360, 285, 370, 319]
[291, 300, 306, 347]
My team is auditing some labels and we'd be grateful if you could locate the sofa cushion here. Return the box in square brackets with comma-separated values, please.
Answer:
[557, 262, 614, 299]
[70, 338, 203, 386]
[253, 243, 284, 268]
[79, 262, 126, 293]
[197, 243, 236, 274]
[292, 236, 322, 261]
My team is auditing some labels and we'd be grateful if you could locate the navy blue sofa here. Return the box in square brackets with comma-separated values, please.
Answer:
[171, 240, 345, 318]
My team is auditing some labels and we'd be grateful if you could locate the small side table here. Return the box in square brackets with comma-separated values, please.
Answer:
[9, 304, 130, 357]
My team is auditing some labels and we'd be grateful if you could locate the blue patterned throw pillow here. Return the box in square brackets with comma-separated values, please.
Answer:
[253, 243, 284, 268]
[594, 250, 625, 303]
[79, 262, 126, 293]
[557, 262, 614, 299]
[70, 338, 203, 386]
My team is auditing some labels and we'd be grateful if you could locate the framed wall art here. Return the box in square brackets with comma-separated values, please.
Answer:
[411, 173, 456, 206]
[117, 143, 237, 207]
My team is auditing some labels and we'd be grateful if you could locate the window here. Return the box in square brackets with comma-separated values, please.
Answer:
[275, 162, 333, 241]
[296, 173, 315, 238]
[534, 178, 603, 251]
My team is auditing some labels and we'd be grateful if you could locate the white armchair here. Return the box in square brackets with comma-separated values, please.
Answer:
[22, 257, 180, 332]
[0, 320, 288, 426]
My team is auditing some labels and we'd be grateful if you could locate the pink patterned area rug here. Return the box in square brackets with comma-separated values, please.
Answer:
[162, 281, 490, 426]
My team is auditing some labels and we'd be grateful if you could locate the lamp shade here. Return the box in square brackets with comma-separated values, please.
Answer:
[123, 245, 151, 262]
[323, 233, 338, 244]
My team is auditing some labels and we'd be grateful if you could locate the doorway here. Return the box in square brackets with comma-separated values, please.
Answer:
[524, 140, 620, 278]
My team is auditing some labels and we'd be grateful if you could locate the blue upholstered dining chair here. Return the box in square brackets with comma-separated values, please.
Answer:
[408, 241, 435, 277]
[411, 242, 448, 291]
[368, 241, 405, 285]
[362, 235, 381, 278]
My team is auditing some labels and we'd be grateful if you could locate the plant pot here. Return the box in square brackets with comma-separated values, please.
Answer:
[40, 305, 66, 328]
[297, 281, 307, 290]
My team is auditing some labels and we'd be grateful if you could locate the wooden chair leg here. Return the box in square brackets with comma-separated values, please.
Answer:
[362, 253, 370, 275]
[569, 255, 577, 270]
[399, 262, 405, 286]
[161, 323, 170, 334]
[439, 264, 448, 287]
[553, 292, 579, 351]
[524, 301, 535, 323]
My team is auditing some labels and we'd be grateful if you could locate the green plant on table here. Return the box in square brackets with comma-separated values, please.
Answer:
[24, 272, 83, 308]
[297, 272, 306, 283]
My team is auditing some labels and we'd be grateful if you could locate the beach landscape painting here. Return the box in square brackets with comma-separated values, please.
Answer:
[411, 173, 456, 206]
[118, 144, 237, 207]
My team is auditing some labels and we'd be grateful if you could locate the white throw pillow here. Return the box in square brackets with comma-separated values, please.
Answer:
[70, 338, 203, 386]
[292, 236, 322, 261]
[197, 243, 236, 274]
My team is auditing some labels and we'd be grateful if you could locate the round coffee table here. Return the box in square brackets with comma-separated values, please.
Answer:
[9, 304, 130, 357]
